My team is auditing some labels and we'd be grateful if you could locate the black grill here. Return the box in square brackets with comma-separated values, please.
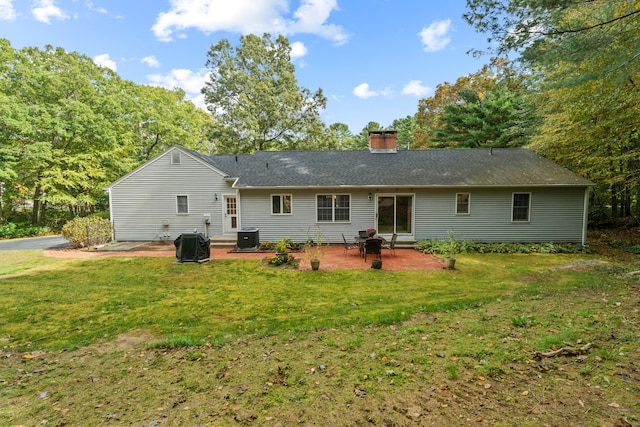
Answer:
[174, 233, 210, 262]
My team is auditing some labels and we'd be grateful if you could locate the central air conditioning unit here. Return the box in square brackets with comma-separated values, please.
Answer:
[237, 227, 259, 252]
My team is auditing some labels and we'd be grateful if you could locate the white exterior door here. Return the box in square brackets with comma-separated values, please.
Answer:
[223, 195, 238, 234]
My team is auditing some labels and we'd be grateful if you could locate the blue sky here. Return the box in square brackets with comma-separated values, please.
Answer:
[0, 0, 491, 133]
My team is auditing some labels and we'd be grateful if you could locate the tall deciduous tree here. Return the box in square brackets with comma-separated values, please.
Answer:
[0, 39, 216, 224]
[202, 33, 327, 153]
[464, 0, 640, 218]
[529, 50, 640, 220]
[2, 43, 123, 223]
[464, 0, 640, 82]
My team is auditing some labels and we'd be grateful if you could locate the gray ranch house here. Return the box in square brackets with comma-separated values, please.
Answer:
[106, 131, 594, 247]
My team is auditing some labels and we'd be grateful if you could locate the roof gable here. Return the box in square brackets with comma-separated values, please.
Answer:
[106, 146, 228, 190]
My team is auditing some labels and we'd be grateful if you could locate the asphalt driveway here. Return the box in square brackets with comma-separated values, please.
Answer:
[0, 235, 71, 250]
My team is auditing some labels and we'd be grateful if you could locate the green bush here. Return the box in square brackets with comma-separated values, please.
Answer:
[61, 216, 113, 248]
[415, 238, 589, 255]
[0, 222, 50, 239]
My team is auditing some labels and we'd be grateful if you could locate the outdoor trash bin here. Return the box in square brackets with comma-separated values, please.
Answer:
[174, 233, 210, 262]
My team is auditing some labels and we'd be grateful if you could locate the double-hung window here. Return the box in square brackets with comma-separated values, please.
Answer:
[271, 194, 292, 215]
[512, 193, 530, 222]
[176, 195, 189, 214]
[456, 193, 470, 215]
[317, 194, 350, 222]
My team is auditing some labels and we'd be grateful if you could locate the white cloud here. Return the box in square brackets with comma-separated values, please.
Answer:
[353, 83, 393, 99]
[353, 83, 376, 99]
[151, 0, 348, 45]
[289, 41, 307, 59]
[146, 68, 210, 96]
[93, 53, 117, 71]
[31, 0, 68, 24]
[0, 0, 17, 20]
[402, 80, 431, 97]
[287, 0, 349, 45]
[147, 68, 211, 109]
[141, 56, 160, 68]
[418, 19, 451, 52]
[86, 2, 108, 14]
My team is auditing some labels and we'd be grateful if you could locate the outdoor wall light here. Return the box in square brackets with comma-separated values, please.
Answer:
[368, 192, 372, 200]
[214, 193, 218, 201]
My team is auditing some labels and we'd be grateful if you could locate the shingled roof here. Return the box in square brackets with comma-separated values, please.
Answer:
[186, 148, 593, 189]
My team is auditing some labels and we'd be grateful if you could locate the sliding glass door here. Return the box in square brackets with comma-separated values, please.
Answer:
[377, 195, 413, 234]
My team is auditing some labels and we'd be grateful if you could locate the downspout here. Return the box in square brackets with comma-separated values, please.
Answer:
[108, 188, 116, 242]
[582, 187, 590, 246]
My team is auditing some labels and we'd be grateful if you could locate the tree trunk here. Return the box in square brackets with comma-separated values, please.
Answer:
[623, 186, 631, 218]
[31, 182, 42, 225]
[610, 183, 618, 221]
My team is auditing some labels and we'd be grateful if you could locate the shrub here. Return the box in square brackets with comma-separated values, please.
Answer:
[266, 254, 299, 267]
[415, 238, 588, 255]
[61, 216, 113, 248]
[0, 222, 50, 239]
[275, 237, 296, 254]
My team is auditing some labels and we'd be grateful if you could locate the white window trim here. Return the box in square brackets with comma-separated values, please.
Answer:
[176, 195, 189, 214]
[511, 192, 531, 222]
[455, 192, 471, 215]
[316, 193, 351, 223]
[271, 194, 293, 215]
[171, 151, 181, 165]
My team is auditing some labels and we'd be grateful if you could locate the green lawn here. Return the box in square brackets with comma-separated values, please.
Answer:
[1, 251, 639, 426]
[0, 252, 612, 351]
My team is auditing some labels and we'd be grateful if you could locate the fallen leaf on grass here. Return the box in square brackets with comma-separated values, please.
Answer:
[618, 417, 632, 427]
[521, 390, 529, 396]
[608, 402, 620, 408]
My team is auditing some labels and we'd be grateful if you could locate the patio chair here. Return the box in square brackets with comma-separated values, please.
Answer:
[342, 233, 360, 256]
[382, 233, 397, 256]
[364, 238, 382, 262]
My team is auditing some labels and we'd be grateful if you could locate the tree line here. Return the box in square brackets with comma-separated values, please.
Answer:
[1, 0, 639, 228]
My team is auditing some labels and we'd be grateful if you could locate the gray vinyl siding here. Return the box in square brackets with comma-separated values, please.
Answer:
[414, 187, 586, 243]
[237, 189, 377, 244]
[235, 186, 586, 244]
[108, 148, 231, 241]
